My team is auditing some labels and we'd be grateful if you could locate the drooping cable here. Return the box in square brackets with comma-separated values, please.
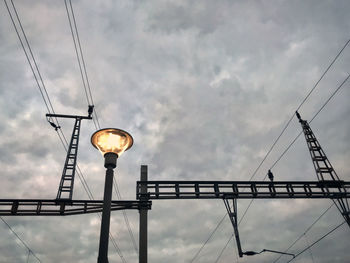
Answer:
[5, 0, 71, 154]
[270, 73, 349, 170]
[64, 0, 101, 129]
[113, 179, 139, 255]
[0, 217, 42, 262]
[303, 234, 315, 263]
[272, 203, 334, 263]
[189, 214, 227, 263]
[285, 221, 346, 263]
[202, 39, 350, 263]
[5, 1, 126, 261]
[213, 232, 238, 263]
[63, 0, 90, 106]
[238, 73, 350, 226]
[64, 1, 137, 259]
[246, 38, 350, 184]
[55, 131, 126, 262]
[214, 73, 350, 263]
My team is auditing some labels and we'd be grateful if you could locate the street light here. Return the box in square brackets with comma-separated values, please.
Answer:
[91, 128, 133, 263]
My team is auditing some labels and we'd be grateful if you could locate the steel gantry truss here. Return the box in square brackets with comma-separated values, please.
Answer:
[136, 180, 350, 200]
[134, 112, 350, 259]
[0, 199, 151, 216]
[1, 111, 349, 261]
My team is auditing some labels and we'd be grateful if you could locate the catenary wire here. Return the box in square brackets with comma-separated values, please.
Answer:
[5, 0, 71, 153]
[213, 73, 350, 263]
[193, 39, 350, 263]
[113, 179, 139, 254]
[5, 1, 126, 261]
[213, 233, 237, 263]
[285, 221, 346, 263]
[63, 0, 91, 106]
[64, 0, 98, 129]
[51, 111, 127, 263]
[0, 217, 42, 262]
[303, 234, 315, 263]
[8, 0, 63, 129]
[64, 0, 101, 129]
[64, 0, 138, 258]
[189, 214, 227, 263]
[69, 0, 101, 129]
[272, 203, 334, 263]
[247, 38, 350, 184]
[237, 71, 350, 227]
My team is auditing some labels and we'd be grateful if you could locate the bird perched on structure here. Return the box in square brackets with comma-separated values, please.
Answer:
[268, 169, 274, 182]
[88, 105, 94, 118]
[48, 120, 60, 131]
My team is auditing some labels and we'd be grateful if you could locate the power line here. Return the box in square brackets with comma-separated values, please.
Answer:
[55, 125, 127, 262]
[201, 38, 350, 261]
[113, 179, 139, 255]
[5, 1, 126, 261]
[237, 72, 350, 227]
[272, 203, 334, 263]
[239, 40, 350, 225]
[64, 0, 101, 129]
[4, 0, 71, 152]
[213, 233, 238, 263]
[286, 221, 346, 263]
[63, 0, 91, 106]
[189, 214, 227, 263]
[64, 0, 138, 259]
[246, 38, 350, 184]
[0, 217, 42, 262]
[270, 73, 349, 170]
[303, 234, 315, 263]
[213, 71, 350, 263]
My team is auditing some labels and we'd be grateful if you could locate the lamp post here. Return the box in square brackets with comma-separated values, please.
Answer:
[91, 128, 133, 263]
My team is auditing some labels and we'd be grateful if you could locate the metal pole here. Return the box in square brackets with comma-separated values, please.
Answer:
[139, 165, 148, 263]
[98, 153, 117, 263]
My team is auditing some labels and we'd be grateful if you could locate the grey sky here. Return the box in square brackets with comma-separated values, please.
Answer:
[0, 0, 349, 262]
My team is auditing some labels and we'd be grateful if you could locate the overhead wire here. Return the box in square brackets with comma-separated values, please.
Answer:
[64, 0, 101, 129]
[212, 42, 350, 262]
[285, 221, 346, 263]
[272, 203, 334, 263]
[68, 0, 101, 128]
[4, 0, 126, 261]
[237, 39, 350, 226]
[213, 232, 238, 263]
[214, 73, 350, 263]
[303, 234, 315, 263]
[113, 179, 139, 255]
[6, 0, 68, 142]
[189, 214, 227, 263]
[64, 0, 138, 259]
[0, 217, 42, 263]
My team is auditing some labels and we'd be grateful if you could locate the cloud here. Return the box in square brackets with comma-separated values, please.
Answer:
[0, 0, 349, 262]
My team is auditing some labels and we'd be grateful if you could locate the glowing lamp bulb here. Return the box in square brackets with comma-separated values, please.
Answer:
[91, 128, 133, 157]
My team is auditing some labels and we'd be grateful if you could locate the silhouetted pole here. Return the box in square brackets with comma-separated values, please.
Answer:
[139, 165, 148, 263]
[98, 153, 117, 263]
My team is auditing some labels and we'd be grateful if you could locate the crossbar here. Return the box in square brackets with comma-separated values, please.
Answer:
[136, 180, 350, 199]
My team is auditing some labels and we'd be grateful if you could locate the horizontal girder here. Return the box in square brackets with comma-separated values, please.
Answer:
[136, 180, 350, 199]
[0, 199, 151, 216]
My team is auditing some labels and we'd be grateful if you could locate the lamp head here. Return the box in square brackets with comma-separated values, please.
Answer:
[91, 128, 133, 158]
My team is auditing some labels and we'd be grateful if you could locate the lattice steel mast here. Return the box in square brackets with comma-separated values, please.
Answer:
[296, 111, 350, 226]
[46, 105, 94, 200]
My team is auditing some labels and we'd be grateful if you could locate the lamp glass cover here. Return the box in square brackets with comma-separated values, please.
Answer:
[91, 128, 133, 157]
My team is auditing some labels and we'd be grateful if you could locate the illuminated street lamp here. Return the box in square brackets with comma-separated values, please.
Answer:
[91, 128, 133, 263]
